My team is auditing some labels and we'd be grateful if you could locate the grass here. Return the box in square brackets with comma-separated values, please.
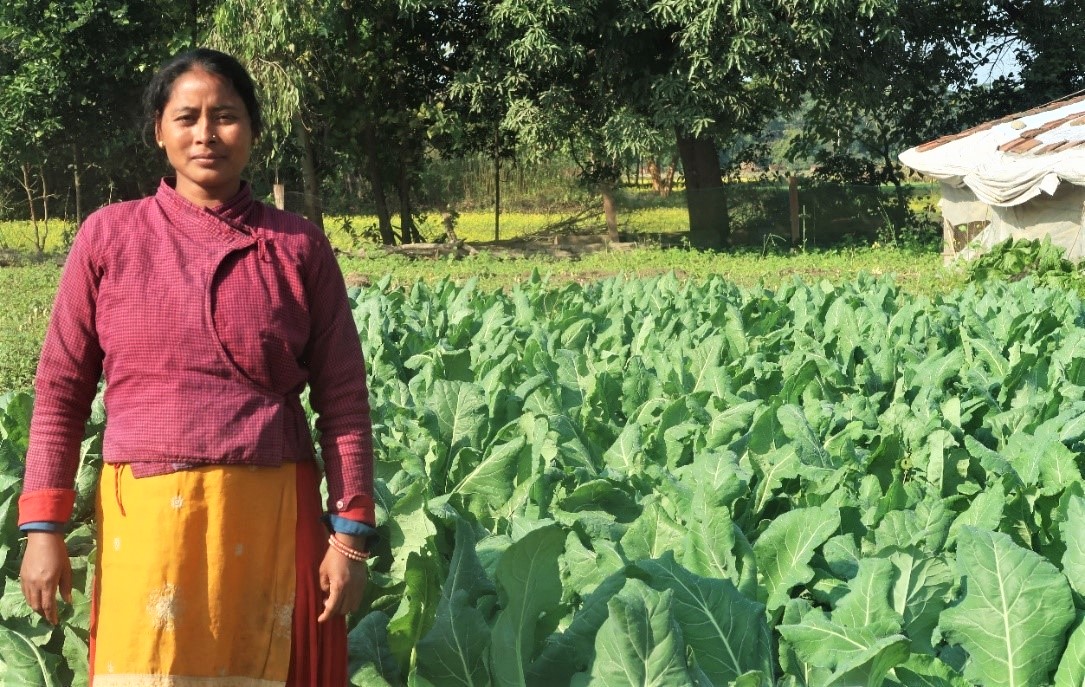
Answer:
[0, 264, 62, 394]
[338, 244, 958, 293]
[323, 202, 691, 248]
[0, 219, 76, 254]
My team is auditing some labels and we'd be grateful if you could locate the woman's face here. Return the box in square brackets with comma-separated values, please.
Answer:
[155, 67, 253, 207]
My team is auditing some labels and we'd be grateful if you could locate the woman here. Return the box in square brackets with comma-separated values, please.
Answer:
[18, 48, 375, 686]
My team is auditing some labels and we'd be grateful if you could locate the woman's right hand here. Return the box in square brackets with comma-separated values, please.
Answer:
[20, 532, 72, 625]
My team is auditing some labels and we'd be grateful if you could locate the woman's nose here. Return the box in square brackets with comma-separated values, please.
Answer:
[195, 117, 216, 144]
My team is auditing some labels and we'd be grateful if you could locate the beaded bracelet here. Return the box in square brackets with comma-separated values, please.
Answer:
[328, 534, 369, 562]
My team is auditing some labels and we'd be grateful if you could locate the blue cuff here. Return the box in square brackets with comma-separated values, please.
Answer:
[323, 514, 379, 538]
[20, 521, 65, 533]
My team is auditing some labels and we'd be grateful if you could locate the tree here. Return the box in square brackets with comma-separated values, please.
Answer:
[791, 0, 990, 232]
[470, 0, 912, 249]
[211, 0, 484, 245]
[988, 0, 1085, 105]
[0, 0, 189, 234]
[209, 0, 331, 228]
[457, 0, 673, 242]
[325, 0, 487, 245]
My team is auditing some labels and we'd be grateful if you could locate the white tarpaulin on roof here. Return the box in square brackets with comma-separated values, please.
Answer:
[900, 95, 1085, 260]
[899, 97, 1085, 207]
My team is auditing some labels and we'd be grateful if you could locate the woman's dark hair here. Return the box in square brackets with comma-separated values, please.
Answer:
[143, 48, 262, 140]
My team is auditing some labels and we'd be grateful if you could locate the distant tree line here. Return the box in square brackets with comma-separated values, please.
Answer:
[0, 0, 1079, 249]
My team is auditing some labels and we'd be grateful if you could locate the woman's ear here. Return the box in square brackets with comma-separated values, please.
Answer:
[154, 119, 163, 148]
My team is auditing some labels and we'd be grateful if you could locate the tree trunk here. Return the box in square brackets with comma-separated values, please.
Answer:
[881, 146, 909, 240]
[662, 153, 678, 198]
[442, 204, 459, 243]
[20, 164, 40, 255]
[676, 132, 729, 249]
[600, 181, 619, 242]
[647, 159, 664, 194]
[72, 144, 83, 227]
[396, 161, 421, 244]
[363, 122, 395, 245]
[294, 113, 324, 231]
[189, 0, 198, 46]
[272, 166, 285, 210]
[789, 175, 801, 246]
[38, 167, 51, 253]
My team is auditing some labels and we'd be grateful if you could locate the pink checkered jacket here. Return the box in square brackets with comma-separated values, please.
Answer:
[19, 179, 374, 526]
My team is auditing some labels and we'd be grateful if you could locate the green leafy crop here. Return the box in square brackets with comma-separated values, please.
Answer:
[7, 271, 1085, 685]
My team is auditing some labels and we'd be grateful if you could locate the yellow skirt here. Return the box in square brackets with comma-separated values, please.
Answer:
[91, 463, 298, 687]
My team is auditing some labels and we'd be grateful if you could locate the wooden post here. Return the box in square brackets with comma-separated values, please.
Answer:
[494, 122, 501, 242]
[273, 166, 285, 210]
[789, 174, 800, 245]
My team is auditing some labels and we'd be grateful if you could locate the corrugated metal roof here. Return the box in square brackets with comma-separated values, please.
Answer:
[914, 93, 1085, 157]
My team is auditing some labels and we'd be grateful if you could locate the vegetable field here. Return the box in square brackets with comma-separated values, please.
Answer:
[5, 271, 1085, 685]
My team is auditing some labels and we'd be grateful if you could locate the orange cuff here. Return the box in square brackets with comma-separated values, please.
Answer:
[19, 488, 77, 526]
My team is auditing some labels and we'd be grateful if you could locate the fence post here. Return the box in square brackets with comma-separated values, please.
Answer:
[789, 174, 800, 245]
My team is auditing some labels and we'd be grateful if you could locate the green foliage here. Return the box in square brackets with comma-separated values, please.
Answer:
[0, 265, 61, 394]
[0, 388, 101, 686]
[335, 272, 1085, 684]
[583, 580, 695, 686]
[791, 0, 988, 232]
[0, 247, 961, 394]
[941, 527, 1074, 686]
[976, 1, 1085, 110]
[11, 269, 1085, 683]
[966, 237, 1078, 284]
[0, 0, 188, 224]
[462, 0, 928, 247]
[0, 0, 1066, 254]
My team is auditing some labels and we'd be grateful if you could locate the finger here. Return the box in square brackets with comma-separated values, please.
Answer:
[27, 583, 48, 619]
[23, 582, 42, 616]
[40, 589, 57, 625]
[318, 582, 343, 624]
[60, 561, 73, 605]
[317, 597, 336, 623]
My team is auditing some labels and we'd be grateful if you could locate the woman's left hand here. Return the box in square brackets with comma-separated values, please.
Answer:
[317, 533, 369, 623]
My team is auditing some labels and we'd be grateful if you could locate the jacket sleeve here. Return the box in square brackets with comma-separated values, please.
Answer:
[302, 232, 375, 525]
[19, 222, 105, 525]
